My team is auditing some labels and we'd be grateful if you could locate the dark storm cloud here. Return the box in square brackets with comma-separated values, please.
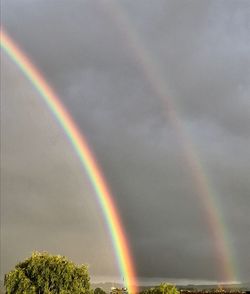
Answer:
[2, 0, 250, 282]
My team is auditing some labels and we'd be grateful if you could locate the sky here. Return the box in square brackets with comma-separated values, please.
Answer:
[1, 0, 250, 285]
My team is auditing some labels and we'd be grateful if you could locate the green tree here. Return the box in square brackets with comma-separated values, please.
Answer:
[4, 251, 92, 294]
[94, 287, 107, 294]
[140, 283, 180, 294]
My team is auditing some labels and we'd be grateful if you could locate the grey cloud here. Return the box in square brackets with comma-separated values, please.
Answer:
[2, 0, 250, 283]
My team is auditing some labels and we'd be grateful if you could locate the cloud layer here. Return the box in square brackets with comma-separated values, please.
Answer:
[2, 0, 250, 282]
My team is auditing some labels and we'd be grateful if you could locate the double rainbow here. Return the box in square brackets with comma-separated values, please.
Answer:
[1, 29, 138, 293]
[1, 19, 239, 285]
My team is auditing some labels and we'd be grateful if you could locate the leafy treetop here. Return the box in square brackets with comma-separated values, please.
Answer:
[4, 251, 92, 294]
[94, 287, 107, 294]
[140, 283, 180, 294]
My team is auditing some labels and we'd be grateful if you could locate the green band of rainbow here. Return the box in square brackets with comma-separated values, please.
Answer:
[1, 28, 138, 293]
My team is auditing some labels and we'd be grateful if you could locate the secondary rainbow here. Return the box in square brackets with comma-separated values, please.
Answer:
[1, 28, 138, 293]
[102, 0, 238, 282]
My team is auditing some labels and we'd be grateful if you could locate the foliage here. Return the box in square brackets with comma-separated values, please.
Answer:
[4, 251, 92, 294]
[94, 287, 107, 294]
[140, 283, 180, 294]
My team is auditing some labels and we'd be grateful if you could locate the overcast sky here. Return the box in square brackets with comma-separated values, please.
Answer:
[1, 0, 250, 284]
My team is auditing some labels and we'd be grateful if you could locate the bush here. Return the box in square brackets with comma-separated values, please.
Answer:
[140, 283, 180, 294]
[4, 251, 92, 294]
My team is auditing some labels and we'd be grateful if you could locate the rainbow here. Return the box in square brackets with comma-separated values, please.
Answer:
[102, 0, 238, 282]
[1, 28, 138, 293]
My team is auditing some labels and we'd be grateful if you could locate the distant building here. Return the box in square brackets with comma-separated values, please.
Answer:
[110, 286, 128, 294]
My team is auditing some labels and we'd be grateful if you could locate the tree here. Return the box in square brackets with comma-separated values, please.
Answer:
[4, 251, 92, 294]
[140, 283, 180, 294]
[94, 287, 107, 294]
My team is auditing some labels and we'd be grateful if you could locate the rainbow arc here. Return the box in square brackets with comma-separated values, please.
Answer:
[1, 28, 137, 294]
